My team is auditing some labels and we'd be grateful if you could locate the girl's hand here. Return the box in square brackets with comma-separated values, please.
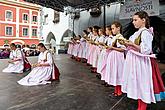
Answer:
[103, 45, 108, 49]
[32, 64, 36, 67]
[95, 42, 99, 45]
[118, 39, 126, 45]
[125, 40, 134, 46]
[36, 64, 42, 67]
[8, 60, 14, 64]
[106, 46, 113, 50]
[32, 63, 41, 67]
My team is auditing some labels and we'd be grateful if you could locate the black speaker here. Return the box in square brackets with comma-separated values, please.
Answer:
[90, 8, 102, 17]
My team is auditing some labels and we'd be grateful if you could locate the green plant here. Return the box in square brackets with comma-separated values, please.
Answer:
[4, 40, 9, 44]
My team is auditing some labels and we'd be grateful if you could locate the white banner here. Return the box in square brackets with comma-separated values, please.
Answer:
[119, 0, 159, 19]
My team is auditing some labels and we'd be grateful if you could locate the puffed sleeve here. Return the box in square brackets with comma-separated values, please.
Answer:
[16, 50, 23, 60]
[9, 51, 13, 59]
[104, 38, 108, 44]
[95, 36, 99, 42]
[99, 37, 105, 43]
[45, 52, 53, 66]
[111, 36, 117, 44]
[38, 53, 42, 63]
[107, 38, 112, 46]
[140, 30, 153, 55]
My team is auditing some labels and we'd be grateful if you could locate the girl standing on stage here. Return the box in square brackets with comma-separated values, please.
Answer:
[81, 30, 88, 63]
[87, 28, 99, 67]
[91, 28, 105, 73]
[122, 11, 165, 110]
[105, 21, 126, 97]
[99, 26, 113, 84]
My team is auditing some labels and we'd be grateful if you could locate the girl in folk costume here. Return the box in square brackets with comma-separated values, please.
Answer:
[70, 38, 77, 59]
[3, 43, 24, 74]
[85, 27, 93, 65]
[87, 28, 98, 66]
[67, 38, 74, 56]
[78, 32, 87, 61]
[97, 26, 113, 74]
[73, 35, 81, 62]
[87, 27, 93, 39]
[121, 11, 165, 110]
[72, 37, 78, 57]
[86, 27, 94, 65]
[17, 43, 59, 86]
[81, 30, 88, 63]
[105, 21, 126, 97]
[122, 11, 165, 110]
[91, 28, 105, 73]
[98, 26, 113, 84]
[85, 27, 92, 62]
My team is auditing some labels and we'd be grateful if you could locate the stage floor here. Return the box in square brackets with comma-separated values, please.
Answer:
[0, 54, 164, 110]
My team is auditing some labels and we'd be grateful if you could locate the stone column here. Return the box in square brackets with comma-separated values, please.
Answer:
[55, 44, 60, 54]
[44, 43, 51, 49]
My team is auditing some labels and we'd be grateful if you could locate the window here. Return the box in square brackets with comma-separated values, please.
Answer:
[6, 27, 13, 35]
[53, 11, 60, 23]
[32, 16, 37, 22]
[6, 11, 12, 19]
[43, 14, 48, 25]
[23, 14, 28, 21]
[32, 29, 37, 36]
[23, 28, 28, 36]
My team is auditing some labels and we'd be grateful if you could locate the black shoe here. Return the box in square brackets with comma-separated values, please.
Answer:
[82, 59, 87, 63]
[96, 74, 101, 79]
[91, 69, 97, 73]
[109, 93, 125, 99]
[109, 93, 118, 99]
[101, 82, 107, 85]
[105, 84, 111, 87]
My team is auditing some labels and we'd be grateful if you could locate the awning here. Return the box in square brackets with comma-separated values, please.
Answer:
[24, 0, 117, 12]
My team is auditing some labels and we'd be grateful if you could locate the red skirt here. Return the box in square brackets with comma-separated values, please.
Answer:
[50, 64, 60, 81]
[150, 58, 165, 101]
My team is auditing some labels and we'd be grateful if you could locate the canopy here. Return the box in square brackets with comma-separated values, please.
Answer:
[24, 0, 117, 11]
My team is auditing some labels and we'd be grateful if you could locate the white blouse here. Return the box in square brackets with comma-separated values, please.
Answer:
[9, 49, 23, 60]
[105, 36, 113, 46]
[88, 32, 93, 39]
[38, 50, 53, 66]
[129, 27, 153, 55]
[94, 36, 99, 42]
[98, 35, 105, 43]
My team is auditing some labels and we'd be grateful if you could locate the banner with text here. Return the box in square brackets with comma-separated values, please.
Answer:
[119, 0, 159, 19]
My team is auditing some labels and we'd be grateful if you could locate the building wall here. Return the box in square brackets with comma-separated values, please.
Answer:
[0, 23, 16, 37]
[41, 7, 70, 53]
[19, 9, 29, 23]
[40, 4, 121, 53]
[19, 25, 29, 38]
[0, 0, 40, 46]
[39, 1, 165, 53]
[0, 5, 16, 22]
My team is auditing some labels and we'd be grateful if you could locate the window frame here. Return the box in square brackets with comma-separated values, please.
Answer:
[5, 26, 13, 36]
[23, 13, 28, 21]
[5, 10, 13, 20]
[32, 15, 37, 22]
[32, 28, 37, 37]
[22, 27, 29, 36]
